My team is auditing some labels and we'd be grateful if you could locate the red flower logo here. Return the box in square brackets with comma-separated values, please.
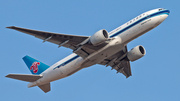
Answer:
[30, 62, 40, 73]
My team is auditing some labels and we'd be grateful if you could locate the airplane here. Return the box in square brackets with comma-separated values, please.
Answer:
[6, 8, 170, 93]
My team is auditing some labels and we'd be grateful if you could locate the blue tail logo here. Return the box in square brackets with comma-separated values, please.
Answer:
[23, 55, 50, 75]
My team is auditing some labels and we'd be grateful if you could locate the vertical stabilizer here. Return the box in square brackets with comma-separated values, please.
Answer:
[23, 55, 50, 75]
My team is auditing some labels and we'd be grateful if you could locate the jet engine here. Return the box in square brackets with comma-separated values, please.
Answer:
[127, 45, 146, 62]
[89, 29, 109, 46]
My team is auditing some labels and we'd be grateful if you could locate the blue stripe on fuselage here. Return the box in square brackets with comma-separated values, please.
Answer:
[53, 55, 80, 70]
[110, 9, 170, 38]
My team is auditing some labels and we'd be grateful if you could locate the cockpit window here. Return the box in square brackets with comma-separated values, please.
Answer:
[159, 8, 164, 11]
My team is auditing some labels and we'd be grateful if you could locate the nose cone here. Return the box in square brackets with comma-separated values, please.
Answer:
[153, 9, 170, 26]
[159, 15, 168, 24]
[164, 9, 170, 16]
[164, 9, 170, 17]
[159, 9, 170, 23]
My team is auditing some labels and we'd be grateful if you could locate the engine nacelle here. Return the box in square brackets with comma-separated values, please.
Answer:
[89, 29, 109, 46]
[127, 45, 146, 62]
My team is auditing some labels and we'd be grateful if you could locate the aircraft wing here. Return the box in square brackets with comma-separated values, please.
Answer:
[7, 26, 108, 58]
[99, 46, 132, 78]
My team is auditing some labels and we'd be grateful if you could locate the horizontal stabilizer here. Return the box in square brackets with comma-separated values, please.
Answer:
[6, 74, 42, 82]
[38, 83, 51, 93]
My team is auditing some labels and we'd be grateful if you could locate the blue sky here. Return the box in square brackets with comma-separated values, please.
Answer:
[1, 0, 179, 101]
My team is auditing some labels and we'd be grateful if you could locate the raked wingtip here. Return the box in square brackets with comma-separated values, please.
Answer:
[6, 26, 16, 29]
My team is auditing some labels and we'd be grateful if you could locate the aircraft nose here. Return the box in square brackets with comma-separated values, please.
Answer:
[154, 9, 170, 26]
[160, 15, 168, 22]
[166, 9, 170, 15]
[163, 9, 170, 19]
[160, 9, 170, 20]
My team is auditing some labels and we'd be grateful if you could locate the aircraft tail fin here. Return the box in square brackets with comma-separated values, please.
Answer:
[22, 55, 50, 75]
[5, 74, 42, 82]
[6, 56, 51, 93]
[38, 83, 51, 93]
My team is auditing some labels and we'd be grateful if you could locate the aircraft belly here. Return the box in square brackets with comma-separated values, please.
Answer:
[81, 37, 124, 67]
[61, 57, 84, 76]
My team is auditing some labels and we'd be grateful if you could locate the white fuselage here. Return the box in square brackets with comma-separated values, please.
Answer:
[28, 8, 169, 88]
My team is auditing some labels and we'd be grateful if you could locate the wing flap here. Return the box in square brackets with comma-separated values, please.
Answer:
[114, 59, 132, 78]
[6, 74, 42, 82]
[99, 46, 132, 78]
